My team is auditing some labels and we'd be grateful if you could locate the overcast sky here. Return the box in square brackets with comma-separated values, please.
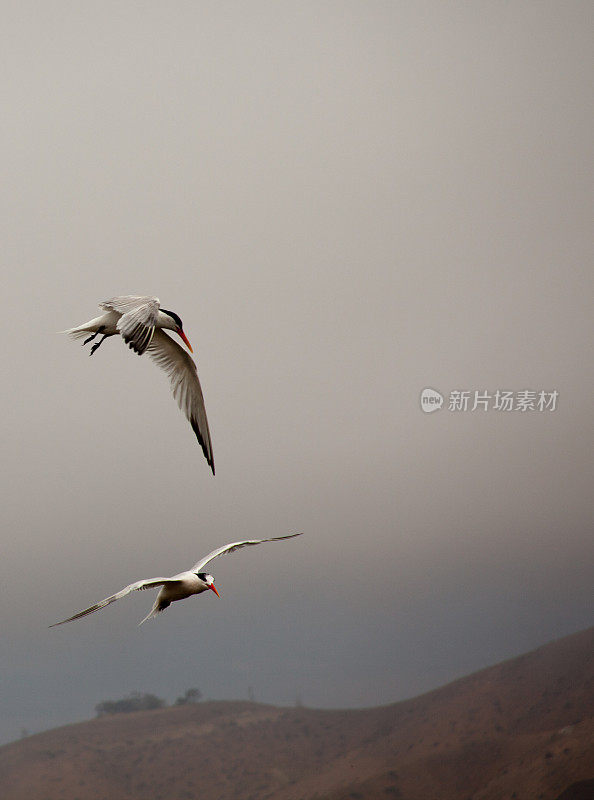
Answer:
[1, 1, 592, 744]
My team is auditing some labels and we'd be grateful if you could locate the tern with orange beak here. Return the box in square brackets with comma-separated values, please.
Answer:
[50, 534, 303, 627]
[63, 295, 214, 473]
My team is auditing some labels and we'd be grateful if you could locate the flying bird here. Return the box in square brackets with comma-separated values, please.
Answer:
[50, 533, 303, 627]
[64, 296, 214, 473]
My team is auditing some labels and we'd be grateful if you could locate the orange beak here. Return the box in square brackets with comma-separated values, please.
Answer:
[177, 328, 193, 353]
[209, 583, 220, 598]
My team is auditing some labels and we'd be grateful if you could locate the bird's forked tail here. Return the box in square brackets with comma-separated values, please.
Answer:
[60, 325, 91, 340]
[138, 599, 170, 626]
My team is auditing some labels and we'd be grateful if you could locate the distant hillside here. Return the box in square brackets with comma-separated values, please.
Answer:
[1, 627, 593, 800]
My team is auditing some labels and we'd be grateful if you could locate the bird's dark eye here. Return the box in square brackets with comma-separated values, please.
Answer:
[161, 308, 183, 329]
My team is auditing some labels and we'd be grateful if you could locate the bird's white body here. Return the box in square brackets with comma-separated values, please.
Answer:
[140, 571, 213, 625]
[50, 533, 303, 627]
[64, 296, 215, 473]
[158, 571, 206, 599]
[68, 309, 181, 339]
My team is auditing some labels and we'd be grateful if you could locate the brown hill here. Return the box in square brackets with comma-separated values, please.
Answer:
[1, 627, 593, 800]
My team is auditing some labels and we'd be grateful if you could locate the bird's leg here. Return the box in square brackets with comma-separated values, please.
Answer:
[89, 334, 109, 356]
[82, 325, 106, 346]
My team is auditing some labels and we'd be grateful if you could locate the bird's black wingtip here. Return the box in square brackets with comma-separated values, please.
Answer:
[190, 416, 215, 475]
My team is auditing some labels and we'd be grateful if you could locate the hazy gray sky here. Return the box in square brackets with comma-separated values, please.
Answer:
[1, 2, 592, 744]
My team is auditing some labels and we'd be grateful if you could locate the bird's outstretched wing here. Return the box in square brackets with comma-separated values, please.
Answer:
[147, 329, 215, 474]
[192, 533, 303, 573]
[100, 295, 160, 355]
[49, 577, 174, 626]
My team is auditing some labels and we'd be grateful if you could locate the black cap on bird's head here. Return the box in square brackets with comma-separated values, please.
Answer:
[161, 308, 193, 353]
[196, 572, 220, 597]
